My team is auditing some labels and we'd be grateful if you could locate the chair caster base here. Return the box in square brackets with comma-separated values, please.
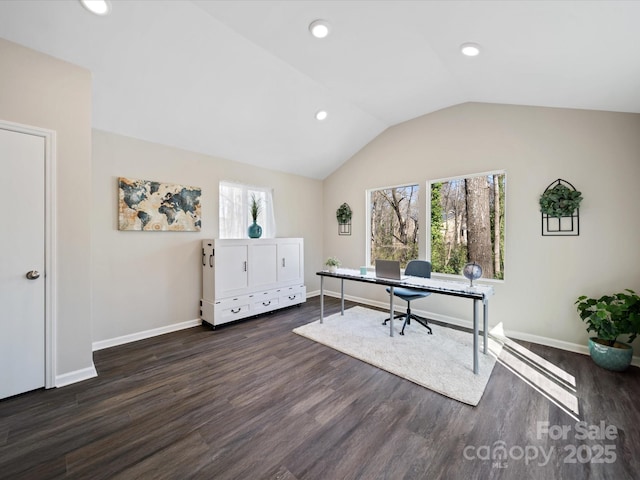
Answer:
[401, 314, 432, 336]
[383, 313, 405, 327]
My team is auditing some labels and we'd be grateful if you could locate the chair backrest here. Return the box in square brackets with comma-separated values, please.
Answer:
[405, 260, 431, 279]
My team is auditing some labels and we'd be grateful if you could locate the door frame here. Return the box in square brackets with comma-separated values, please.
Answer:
[1, 119, 57, 389]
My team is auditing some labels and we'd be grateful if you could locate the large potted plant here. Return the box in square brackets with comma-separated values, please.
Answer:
[575, 289, 640, 371]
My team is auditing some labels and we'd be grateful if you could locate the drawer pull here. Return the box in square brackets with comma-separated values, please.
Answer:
[288, 295, 296, 300]
[262, 301, 271, 306]
[231, 308, 241, 314]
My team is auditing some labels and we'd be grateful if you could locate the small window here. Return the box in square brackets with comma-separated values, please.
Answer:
[429, 171, 505, 280]
[219, 181, 275, 238]
[367, 184, 419, 268]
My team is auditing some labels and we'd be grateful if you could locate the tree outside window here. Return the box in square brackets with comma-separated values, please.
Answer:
[429, 172, 505, 280]
[368, 184, 419, 268]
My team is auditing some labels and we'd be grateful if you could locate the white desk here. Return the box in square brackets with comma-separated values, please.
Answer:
[317, 268, 495, 374]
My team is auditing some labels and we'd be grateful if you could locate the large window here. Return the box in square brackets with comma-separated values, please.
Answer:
[367, 184, 419, 268]
[219, 181, 275, 239]
[429, 171, 505, 280]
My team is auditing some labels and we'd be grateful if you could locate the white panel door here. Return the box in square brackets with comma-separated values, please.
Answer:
[0, 128, 45, 399]
[249, 243, 277, 289]
[278, 240, 302, 284]
[215, 244, 249, 297]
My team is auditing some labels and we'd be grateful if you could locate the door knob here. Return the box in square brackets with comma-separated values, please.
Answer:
[26, 270, 40, 280]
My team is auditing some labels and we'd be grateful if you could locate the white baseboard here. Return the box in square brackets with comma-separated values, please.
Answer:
[54, 319, 202, 389]
[56, 364, 98, 388]
[92, 318, 202, 351]
[313, 289, 640, 368]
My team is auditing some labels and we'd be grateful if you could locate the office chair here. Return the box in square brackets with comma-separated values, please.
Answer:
[382, 260, 433, 335]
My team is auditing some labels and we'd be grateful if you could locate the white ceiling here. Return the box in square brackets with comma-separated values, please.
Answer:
[1, 0, 639, 179]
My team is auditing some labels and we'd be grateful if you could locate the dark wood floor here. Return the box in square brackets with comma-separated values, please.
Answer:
[1, 296, 639, 479]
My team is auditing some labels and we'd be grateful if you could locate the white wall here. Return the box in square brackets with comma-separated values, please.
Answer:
[5, 33, 638, 369]
[0, 38, 93, 377]
[91, 130, 324, 343]
[323, 103, 640, 349]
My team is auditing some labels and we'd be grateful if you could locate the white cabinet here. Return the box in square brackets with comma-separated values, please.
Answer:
[215, 244, 249, 297]
[200, 238, 305, 328]
[249, 243, 278, 289]
[277, 240, 302, 283]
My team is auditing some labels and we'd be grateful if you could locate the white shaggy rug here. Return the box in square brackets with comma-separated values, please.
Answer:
[293, 306, 502, 406]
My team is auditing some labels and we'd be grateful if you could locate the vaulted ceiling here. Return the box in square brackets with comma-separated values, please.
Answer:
[1, 1, 638, 179]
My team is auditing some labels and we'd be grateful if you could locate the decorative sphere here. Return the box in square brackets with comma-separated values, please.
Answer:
[463, 262, 483, 286]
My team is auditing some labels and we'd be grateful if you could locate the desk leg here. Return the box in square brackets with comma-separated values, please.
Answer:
[341, 279, 344, 315]
[389, 286, 394, 337]
[320, 276, 324, 324]
[483, 299, 489, 355]
[473, 298, 479, 375]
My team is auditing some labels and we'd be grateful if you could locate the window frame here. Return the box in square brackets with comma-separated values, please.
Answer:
[426, 169, 506, 282]
[219, 181, 275, 239]
[365, 182, 421, 268]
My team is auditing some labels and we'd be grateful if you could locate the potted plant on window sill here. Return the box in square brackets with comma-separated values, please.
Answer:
[248, 194, 262, 239]
[575, 289, 640, 371]
[325, 257, 341, 274]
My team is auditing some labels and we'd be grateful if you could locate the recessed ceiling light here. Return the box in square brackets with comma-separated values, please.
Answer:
[315, 110, 328, 121]
[309, 20, 330, 39]
[460, 42, 481, 57]
[80, 0, 111, 16]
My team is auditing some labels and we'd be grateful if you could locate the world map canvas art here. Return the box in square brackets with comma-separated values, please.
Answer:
[118, 177, 202, 231]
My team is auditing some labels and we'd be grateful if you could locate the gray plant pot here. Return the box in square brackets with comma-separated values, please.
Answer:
[588, 337, 633, 372]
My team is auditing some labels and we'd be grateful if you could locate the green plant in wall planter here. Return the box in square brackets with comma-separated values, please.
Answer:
[336, 203, 352, 224]
[575, 289, 640, 371]
[539, 183, 583, 217]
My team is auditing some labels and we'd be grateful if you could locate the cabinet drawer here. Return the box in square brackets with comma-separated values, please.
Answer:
[252, 295, 280, 314]
[280, 286, 306, 307]
[214, 296, 251, 325]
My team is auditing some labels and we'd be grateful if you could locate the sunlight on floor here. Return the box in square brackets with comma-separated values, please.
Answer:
[488, 323, 580, 421]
